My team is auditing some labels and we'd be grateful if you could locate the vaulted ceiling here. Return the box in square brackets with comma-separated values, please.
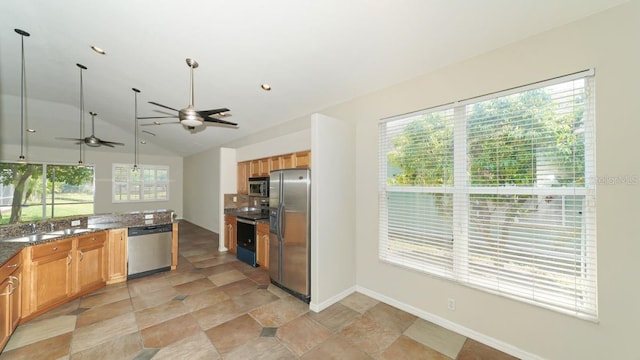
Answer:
[0, 0, 627, 157]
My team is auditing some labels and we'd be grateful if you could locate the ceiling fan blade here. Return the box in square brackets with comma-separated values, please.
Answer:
[100, 140, 125, 146]
[203, 118, 238, 126]
[100, 142, 116, 148]
[149, 101, 180, 112]
[56, 137, 85, 142]
[137, 115, 178, 120]
[141, 121, 181, 126]
[197, 108, 230, 118]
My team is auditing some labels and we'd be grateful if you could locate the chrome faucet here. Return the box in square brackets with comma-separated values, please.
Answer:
[29, 223, 36, 233]
[49, 223, 55, 231]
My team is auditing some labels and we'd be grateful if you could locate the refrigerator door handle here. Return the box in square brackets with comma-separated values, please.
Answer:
[279, 203, 286, 239]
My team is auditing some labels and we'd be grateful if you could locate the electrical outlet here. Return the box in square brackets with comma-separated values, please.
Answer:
[71, 220, 80, 226]
[447, 298, 456, 311]
[233, 196, 237, 202]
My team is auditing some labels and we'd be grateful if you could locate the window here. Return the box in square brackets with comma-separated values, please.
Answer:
[0, 163, 95, 224]
[379, 70, 597, 320]
[113, 164, 169, 202]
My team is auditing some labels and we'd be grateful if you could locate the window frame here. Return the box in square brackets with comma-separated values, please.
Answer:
[112, 163, 170, 203]
[378, 70, 597, 320]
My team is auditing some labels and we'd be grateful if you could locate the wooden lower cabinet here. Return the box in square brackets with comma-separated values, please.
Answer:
[256, 222, 269, 270]
[23, 231, 107, 321]
[1, 253, 22, 351]
[107, 228, 127, 284]
[225, 215, 237, 254]
[75, 232, 107, 293]
[28, 238, 74, 315]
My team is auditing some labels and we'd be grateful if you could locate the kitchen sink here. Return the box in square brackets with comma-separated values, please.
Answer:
[0, 233, 60, 243]
[47, 228, 92, 236]
[0, 228, 92, 243]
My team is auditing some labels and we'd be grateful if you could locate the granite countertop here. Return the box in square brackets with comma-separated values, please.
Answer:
[0, 210, 176, 266]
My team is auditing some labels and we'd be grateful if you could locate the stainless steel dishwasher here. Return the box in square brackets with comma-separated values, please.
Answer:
[127, 223, 173, 279]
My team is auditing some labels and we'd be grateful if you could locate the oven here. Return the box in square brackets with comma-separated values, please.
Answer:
[236, 217, 258, 267]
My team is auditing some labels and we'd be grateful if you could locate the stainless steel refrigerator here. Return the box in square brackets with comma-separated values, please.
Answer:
[269, 168, 311, 303]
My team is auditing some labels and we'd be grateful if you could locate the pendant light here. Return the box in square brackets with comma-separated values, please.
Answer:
[132, 88, 140, 171]
[15, 29, 30, 163]
[76, 63, 87, 167]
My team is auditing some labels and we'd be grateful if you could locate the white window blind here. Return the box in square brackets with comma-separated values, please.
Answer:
[112, 164, 169, 203]
[379, 70, 597, 320]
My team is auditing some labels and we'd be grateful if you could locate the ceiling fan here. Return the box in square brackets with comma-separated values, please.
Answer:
[58, 111, 125, 148]
[57, 64, 125, 148]
[139, 58, 237, 130]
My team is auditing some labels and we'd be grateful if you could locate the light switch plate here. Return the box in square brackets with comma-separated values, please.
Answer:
[145, 214, 154, 219]
[71, 220, 80, 226]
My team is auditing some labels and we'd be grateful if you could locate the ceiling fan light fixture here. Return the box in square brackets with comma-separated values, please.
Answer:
[91, 45, 106, 55]
[27, 128, 36, 133]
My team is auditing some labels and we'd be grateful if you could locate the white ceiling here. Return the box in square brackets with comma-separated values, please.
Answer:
[0, 0, 626, 158]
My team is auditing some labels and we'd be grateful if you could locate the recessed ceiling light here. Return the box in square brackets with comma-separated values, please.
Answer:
[26, 128, 36, 133]
[91, 45, 106, 55]
[260, 84, 271, 91]
[140, 140, 147, 144]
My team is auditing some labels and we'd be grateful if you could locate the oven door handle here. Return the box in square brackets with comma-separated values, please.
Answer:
[237, 218, 257, 225]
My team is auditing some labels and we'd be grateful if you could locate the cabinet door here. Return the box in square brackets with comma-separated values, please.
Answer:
[256, 222, 270, 270]
[281, 154, 294, 169]
[237, 161, 249, 195]
[258, 158, 270, 176]
[76, 232, 107, 294]
[0, 278, 11, 350]
[294, 151, 311, 168]
[31, 240, 73, 312]
[107, 228, 127, 284]
[269, 157, 282, 171]
[249, 160, 261, 177]
[225, 216, 237, 254]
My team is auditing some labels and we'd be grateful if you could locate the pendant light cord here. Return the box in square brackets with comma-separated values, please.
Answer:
[134, 89, 139, 170]
[16, 29, 30, 161]
[77, 64, 86, 166]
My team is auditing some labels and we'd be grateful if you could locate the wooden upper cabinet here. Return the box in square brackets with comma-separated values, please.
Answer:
[238, 151, 311, 191]
[237, 161, 249, 194]
[249, 160, 261, 177]
[281, 154, 294, 169]
[258, 158, 270, 176]
[269, 157, 282, 171]
[293, 151, 311, 168]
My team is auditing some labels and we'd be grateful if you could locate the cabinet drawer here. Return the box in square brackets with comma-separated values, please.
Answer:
[32, 240, 72, 260]
[1, 253, 22, 278]
[77, 232, 106, 248]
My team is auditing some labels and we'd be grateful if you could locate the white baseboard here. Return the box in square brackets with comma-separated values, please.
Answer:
[309, 285, 358, 313]
[355, 285, 544, 360]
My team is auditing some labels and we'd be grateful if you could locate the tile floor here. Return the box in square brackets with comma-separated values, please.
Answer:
[0, 221, 519, 359]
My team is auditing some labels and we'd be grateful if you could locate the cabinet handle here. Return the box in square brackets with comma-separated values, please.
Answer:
[67, 253, 73, 265]
[9, 275, 19, 292]
[6, 263, 18, 268]
[0, 279, 14, 296]
[79, 250, 84, 261]
[52, 247, 58, 252]
[91, 237, 96, 241]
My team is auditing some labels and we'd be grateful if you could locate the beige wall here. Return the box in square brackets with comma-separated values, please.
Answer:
[183, 146, 221, 232]
[309, 113, 357, 311]
[312, 2, 639, 359]
[0, 144, 183, 217]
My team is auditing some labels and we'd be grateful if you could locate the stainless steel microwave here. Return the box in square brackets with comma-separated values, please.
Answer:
[248, 177, 269, 197]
